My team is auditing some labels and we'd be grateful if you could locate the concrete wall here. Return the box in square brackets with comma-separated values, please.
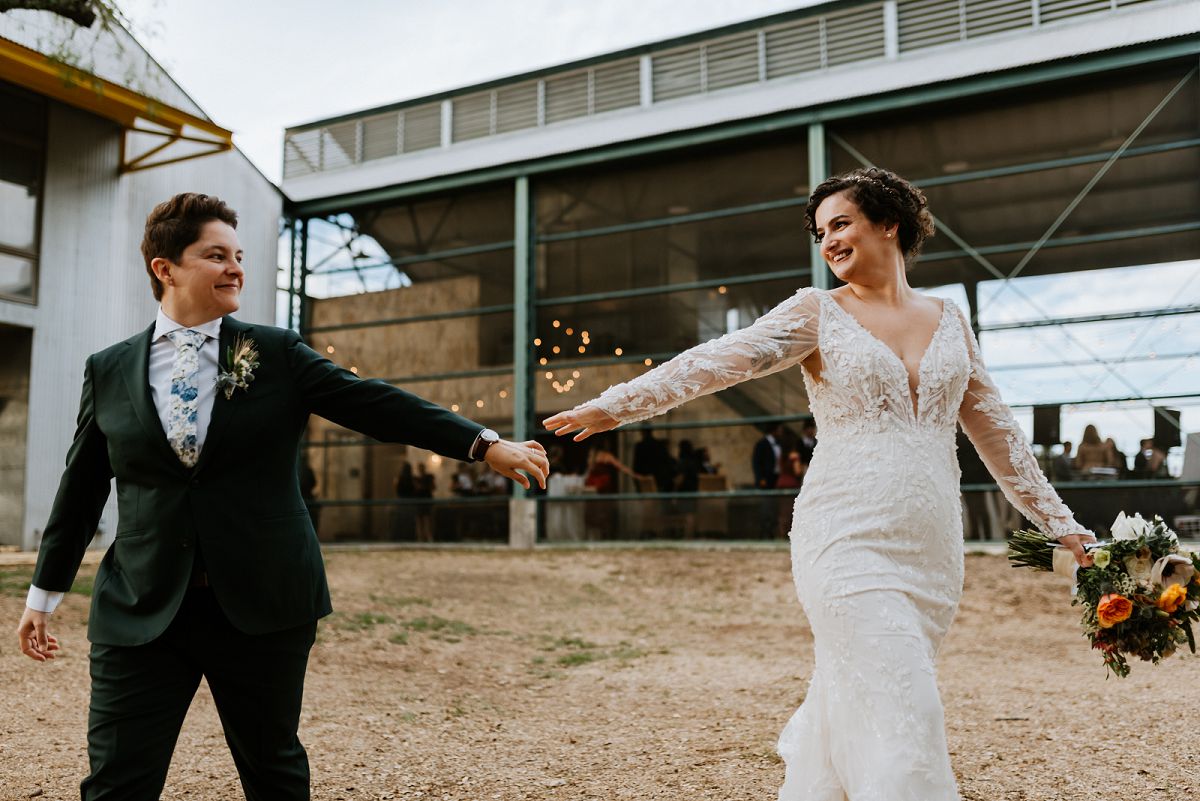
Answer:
[0, 100, 281, 551]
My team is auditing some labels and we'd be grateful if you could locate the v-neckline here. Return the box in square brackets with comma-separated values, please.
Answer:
[821, 290, 949, 418]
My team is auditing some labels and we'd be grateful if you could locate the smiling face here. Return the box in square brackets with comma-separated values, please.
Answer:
[812, 190, 900, 282]
[152, 220, 245, 324]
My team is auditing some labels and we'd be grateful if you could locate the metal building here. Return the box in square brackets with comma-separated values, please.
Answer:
[280, 0, 1200, 545]
[0, 9, 281, 550]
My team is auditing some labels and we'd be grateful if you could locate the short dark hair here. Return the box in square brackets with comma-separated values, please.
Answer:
[141, 193, 238, 300]
[804, 167, 936, 267]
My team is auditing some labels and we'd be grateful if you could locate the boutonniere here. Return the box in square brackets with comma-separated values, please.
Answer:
[216, 335, 260, 399]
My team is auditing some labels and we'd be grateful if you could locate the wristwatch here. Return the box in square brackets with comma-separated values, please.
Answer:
[470, 428, 500, 461]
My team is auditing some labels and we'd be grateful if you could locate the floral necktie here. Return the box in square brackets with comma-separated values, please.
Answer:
[166, 329, 207, 467]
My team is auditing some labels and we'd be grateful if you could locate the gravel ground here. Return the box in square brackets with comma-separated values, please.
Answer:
[1, 548, 1197, 801]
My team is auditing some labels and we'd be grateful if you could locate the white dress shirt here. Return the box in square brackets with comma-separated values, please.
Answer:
[26, 308, 222, 614]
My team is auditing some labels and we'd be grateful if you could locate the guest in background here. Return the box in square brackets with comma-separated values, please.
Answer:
[696, 446, 720, 475]
[798, 418, 818, 473]
[753, 422, 784, 489]
[1051, 441, 1075, 483]
[392, 461, 417, 539]
[1134, 437, 1169, 479]
[634, 428, 676, 493]
[776, 428, 804, 491]
[1105, 438, 1129, 478]
[584, 440, 639, 494]
[452, 463, 476, 496]
[1073, 424, 1113, 476]
[414, 463, 435, 543]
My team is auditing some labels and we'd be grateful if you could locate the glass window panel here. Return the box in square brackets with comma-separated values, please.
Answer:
[306, 246, 514, 305]
[354, 185, 515, 255]
[534, 279, 810, 419]
[830, 61, 1198, 181]
[536, 136, 808, 233]
[0, 81, 46, 141]
[538, 208, 808, 297]
[305, 312, 515, 375]
[0, 252, 33, 300]
[0, 142, 40, 252]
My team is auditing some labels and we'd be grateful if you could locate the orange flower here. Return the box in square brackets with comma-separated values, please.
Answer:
[1097, 594, 1133, 628]
[1157, 584, 1188, 614]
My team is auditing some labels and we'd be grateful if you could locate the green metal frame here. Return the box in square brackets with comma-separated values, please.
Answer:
[283, 42, 1200, 532]
[288, 38, 1200, 217]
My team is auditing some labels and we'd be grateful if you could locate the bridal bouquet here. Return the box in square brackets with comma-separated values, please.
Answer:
[1009, 512, 1200, 677]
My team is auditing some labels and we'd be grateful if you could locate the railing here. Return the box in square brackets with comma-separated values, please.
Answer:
[283, 0, 1169, 179]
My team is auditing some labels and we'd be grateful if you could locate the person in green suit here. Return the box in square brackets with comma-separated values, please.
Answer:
[14, 193, 549, 801]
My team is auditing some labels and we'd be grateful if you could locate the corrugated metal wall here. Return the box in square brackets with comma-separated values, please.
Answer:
[8, 101, 281, 551]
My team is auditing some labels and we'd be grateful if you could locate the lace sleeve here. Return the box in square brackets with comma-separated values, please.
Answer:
[578, 287, 821, 425]
[953, 306, 1092, 540]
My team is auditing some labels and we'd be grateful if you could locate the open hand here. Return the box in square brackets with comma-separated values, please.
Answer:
[484, 439, 549, 490]
[542, 405, 619, 441]
[16, 607, 60, 662]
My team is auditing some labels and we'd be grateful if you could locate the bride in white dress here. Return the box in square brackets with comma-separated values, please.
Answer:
[543, 167, 1097, 800]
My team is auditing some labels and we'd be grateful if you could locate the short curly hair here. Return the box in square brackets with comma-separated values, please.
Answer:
[141, 193, 239, 301]
[803, 167, 936, 267]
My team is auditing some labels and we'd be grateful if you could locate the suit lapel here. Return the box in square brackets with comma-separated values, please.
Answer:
[121, 322, 189, 474]
[192, 316, 246, 478]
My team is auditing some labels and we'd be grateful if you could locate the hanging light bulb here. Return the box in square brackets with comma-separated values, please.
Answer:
[552, 345, 561, 354]
[476, 399, 484, 408]
[552, 320, 561, 328]
[614, 348, 623, 356]
[451, 404, 460, 412]
[644, 358, 652, 366]
[545, 371, 553, 379]
[539, 357, 548, 365]
[572, 370, 580, 378]
[578, 346, 586, 354]
[565, 327, 573, 336]
[534, 338, 542, 346]
[499, 390, 508, 398]
[326, 345, 335, 354]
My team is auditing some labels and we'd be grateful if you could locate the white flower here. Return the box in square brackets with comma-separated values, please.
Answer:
[1150, 554, 1196, 588]
[1123, 551, 1154, 583]
[1110, 511, 1151, 541]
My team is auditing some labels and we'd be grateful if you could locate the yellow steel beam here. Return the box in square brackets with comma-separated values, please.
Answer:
[0, 35, 232, 143]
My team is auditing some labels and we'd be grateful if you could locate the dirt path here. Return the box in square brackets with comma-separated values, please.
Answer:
[2, 549, 1196, 800]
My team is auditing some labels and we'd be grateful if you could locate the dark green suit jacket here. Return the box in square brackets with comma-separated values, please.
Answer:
[31, 316, 483, 646]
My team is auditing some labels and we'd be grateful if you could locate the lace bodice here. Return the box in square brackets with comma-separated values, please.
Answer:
[582, 286, 1090, 540]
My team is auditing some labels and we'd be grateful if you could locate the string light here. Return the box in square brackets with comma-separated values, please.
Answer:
[533, 338, 542, 346]
[545, 371, 553, 379]
[717, 286, 727, 294]
[552, 320, 560, 328]
[451, 404, 460, 412]
[552, 345, 561, 354]
[644, 358, 652, 366]
[326, 345, 335, 354]
[565, 327, 573, 335]
[581, 330, 589, 338]
[476, 399, 484, 408]
[572, 370, 580, 378]
[499, 390, 508, 398]
[578, 346, 586, 354]
[539, 357, 548, 365]
[614, 348, 623, 356]
[350, 366, 359, 374]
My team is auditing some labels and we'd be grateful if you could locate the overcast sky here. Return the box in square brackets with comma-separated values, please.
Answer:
[115, 0, 823, 183]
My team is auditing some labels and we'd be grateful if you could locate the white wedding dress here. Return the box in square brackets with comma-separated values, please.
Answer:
[577, 287, 1089, 800]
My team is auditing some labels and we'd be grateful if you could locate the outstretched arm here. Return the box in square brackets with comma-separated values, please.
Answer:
[546, 287, 821, 440]
[953, 307, 1095, 566]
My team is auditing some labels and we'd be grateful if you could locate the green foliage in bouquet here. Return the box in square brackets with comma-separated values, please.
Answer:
[1008, 513, 1200, 677]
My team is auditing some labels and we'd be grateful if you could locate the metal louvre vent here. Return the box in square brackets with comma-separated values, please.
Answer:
[965, 0, 1033, 38]
[652, 46, 703, 101]
[402, 103, 442, 152]
[898, 0, 967, 51]
[705, 31, 761, 91]
[496, 81, 538, 134]
[452, 92, 492, 142]
[1039, 0, 1116, 23]
[283, 129, 320, 178]
[764, 18, 822, 78]
[361, 112, 399, 162]
[544, 70, 589, 124]
[592, 59, 641, 113]
[321, 121, 358, 170]
[825, 3, 887, 66]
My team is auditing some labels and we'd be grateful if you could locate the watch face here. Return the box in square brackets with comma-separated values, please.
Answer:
[483, 429, 500, 443]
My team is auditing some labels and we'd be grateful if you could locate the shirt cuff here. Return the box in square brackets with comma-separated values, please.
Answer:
[468, 430, 483, 461]
[26, 585, 65, 614]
